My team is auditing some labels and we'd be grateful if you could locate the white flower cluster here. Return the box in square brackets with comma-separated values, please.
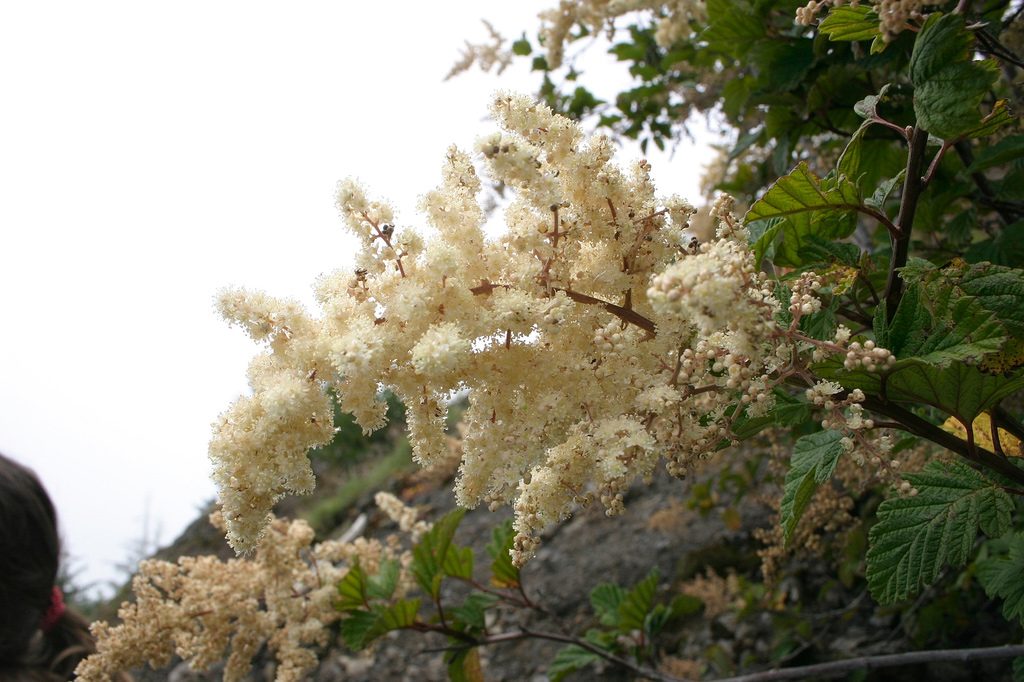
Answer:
[209, 93, 886, 566]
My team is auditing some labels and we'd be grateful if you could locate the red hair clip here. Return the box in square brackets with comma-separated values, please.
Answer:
[40, 586, 65, 632]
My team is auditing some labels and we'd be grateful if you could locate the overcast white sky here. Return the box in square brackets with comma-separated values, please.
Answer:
[0, 2, 713, 597]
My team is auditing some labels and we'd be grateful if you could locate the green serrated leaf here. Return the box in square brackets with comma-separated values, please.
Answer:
[893, 282, 1006, 366]
[337, 562, 369, 610]
[865, 171, 905, 211]
[446, 647, 484, 682]
[486, 520, 520, 588]
[910, 14, 1000, 139]
[781, 430, 845, 545]
[511, 37, 532, 56]
[367, 558, 400, 601]
[668, 593, 704, 619]
[748, 218, 782, 265]
[443, 544, 474, 581]
[955, 261, 1024, 338]
[590, 582, 625, 627]
[816, 357, 1024, 425]
[854, 83, 892, 120]
[966, 221, 1024, 268]
[967, 135, 1024, 173]
[412, 509, 467, 599]
[547, 644, 604, 682]
[704, 0, 764, 57]
[866, 460, 1012, 603]
[978, 533, 1024, 627]
[960, 99, 1016, 139]
[339, 610, 378, 650]
[744, 163, 863, 267]
[799, 234, 862, 266]
[619, 569, 659, 631]
[819, 5, 882, 41]
[451, 592, 500, 632]
[837, 120, 871, 183]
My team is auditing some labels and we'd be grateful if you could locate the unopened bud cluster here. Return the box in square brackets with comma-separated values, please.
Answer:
[844, 340, 897, 371]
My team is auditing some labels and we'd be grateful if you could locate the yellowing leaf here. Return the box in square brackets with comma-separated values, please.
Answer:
[942, 413, 1024, 457]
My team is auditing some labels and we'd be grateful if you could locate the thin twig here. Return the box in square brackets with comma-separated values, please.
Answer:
[714, 644, 1024, 681]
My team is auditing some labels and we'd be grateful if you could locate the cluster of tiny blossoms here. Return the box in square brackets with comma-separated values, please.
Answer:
[795, 0, 928, 41]
[210, 93, 892, 566]
[76, 496, 429, 682]
[539, 0, 706, 69]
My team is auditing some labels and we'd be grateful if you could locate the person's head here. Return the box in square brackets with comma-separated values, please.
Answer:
[0, 452, 95, 680]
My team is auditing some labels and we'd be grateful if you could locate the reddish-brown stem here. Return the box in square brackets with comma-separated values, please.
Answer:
[470, 281, 657, 336]
[885, 126, 930, 322]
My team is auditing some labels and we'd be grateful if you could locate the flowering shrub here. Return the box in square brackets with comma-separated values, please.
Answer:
[80, 0, 1024, 679]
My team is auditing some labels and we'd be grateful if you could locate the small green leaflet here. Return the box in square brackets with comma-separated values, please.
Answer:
[853, 83, 892, 120]
[910, 14, 999, 139]
[337, 561, 370, 611]
[411, 508, 472, 600]
[617, 569, 659, 631]
[339, 598, 421, 650]
[819, 5, 882, 41]
[450, 592, 500, 632]
[866, 460, 1012, 604]
[547, 644, 603, 682]
[367, 558, 400, 601]
[486, 520, 520, 588]
[978, 533, 1024, 627]
[744, 163, 863, 267]
[780, 430, 845, 545]
[589, 582, 626, 627]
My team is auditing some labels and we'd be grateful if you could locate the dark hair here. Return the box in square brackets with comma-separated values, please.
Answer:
[0, 453, 96, 680]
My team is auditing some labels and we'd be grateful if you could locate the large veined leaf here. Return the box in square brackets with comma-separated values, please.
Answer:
[899, 259, 1024, 338]
[959, 99, 1016, 139]
[819, 5, 882, 41]
[910, 13, 999, 139]
[876, 280, 1006, 367]
[744, 163, 863, 266]
[780, 430, 845, 545]
[815, 358, 1024, 426]
[703, 0, 764, 57]
[978, 533, 1024, 626]
[866, 461, 1012, 603]
[956, 262, 1024, 338]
